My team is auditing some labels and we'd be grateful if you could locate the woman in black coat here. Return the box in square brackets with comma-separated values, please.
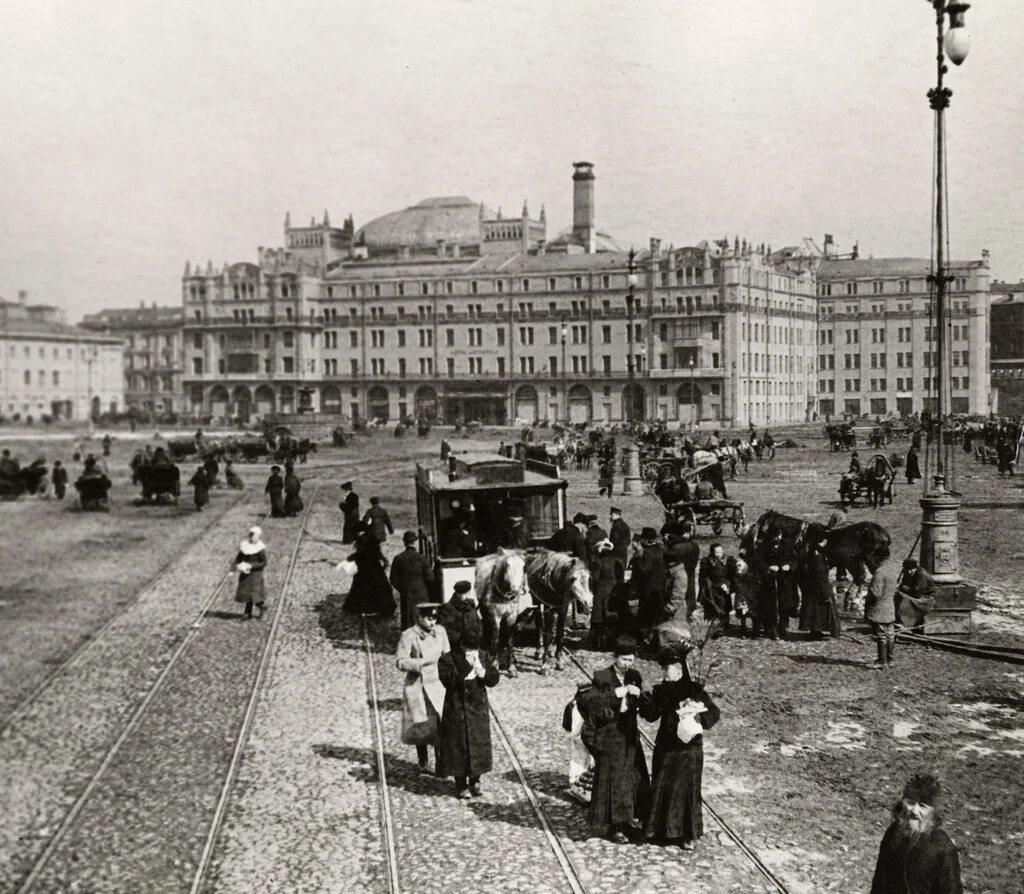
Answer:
[343, 527, 395, 616]
[798, 536, 841, 638]
[437, 629, 500, 798]
[639, 647, 720, 849]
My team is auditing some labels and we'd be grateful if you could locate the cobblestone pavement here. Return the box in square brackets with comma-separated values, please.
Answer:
[23, 497, 314, 893]
[0, 491, 266, 892]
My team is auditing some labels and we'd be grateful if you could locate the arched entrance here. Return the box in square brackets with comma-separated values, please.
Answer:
[415, 385, 438, 421]
[676, 382, 703, 426]
[622, 384, 645, 422]
[321, 384, 341, 415]
[368, 385, 390, 422]
[232, 385, 252, 422]
[567, 384, 593, 424]
[208, 385, 229, 420]
[514, 384, 539, 423]
[254, 384, 276, 417]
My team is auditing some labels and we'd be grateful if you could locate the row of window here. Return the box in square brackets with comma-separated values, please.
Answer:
[817, 277, 970, 297]
[817, 376, 971, 393]
[818, 324, 971, 345]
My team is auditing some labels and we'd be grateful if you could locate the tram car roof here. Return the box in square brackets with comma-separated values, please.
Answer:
[416, 453, 566, 493]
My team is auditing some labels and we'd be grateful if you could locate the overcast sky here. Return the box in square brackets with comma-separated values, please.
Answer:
[1, 0, 1021, 319]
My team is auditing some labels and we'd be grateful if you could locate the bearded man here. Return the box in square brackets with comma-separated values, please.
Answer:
[870, 772, 963, 894]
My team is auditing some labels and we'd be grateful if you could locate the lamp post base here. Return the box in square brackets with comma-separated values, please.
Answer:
[917, 473, 976, 634]
[621, 444, 643, 495]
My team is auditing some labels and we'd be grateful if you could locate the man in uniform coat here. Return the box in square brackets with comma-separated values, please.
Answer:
[547, 511, 587, 559]
[264, 465, 285, 517]
[339, 481, 360, 543]
[585, 514, 609, 572]
[608, 507, 631, 565]
[362, 496, 394, 543]
[871, 773, 963, 894]
[437, 580, 483, 650]
[631, 527, 668, 637]
[579, 635, 651, 842]
[390, 531, 434, 629]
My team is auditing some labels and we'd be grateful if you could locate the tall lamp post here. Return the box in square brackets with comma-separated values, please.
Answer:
[560, 320, 568, 423]
[920, 0, 975, 624]
[622, 248, 643, 494]
[84, 345, 97, 438]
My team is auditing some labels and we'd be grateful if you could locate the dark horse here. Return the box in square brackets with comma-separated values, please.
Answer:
[739, 509, 891, 588]
[477, 547, 592, 675]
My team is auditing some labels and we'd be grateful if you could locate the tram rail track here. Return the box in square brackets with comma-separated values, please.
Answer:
[14, 487, 320, 894]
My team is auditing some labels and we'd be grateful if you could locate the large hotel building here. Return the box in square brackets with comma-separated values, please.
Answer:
[174, 163, 990, 427]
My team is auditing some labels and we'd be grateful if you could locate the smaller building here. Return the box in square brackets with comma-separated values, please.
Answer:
[81, 303, 184, 416]
[1, 291, 123, 421]
[989, 280, 1024, 414]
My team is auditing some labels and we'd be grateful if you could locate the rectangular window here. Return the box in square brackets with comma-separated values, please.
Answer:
[446, 329, 455, 347]
[397, 330, 406, 347]
[496, 328, 505, 346]
[192, 358, 203, 374]
[282, 356, 294, 373]
[350, 331, 358, 348]
[549, 326, 558, 345]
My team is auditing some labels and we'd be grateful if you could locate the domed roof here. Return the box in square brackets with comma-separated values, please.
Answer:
[356, 196, 495, 250]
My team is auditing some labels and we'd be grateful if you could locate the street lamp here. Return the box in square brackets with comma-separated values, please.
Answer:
[920, 0, 974, 618]
[625, 247, 638, 423]
[560, 320, 568, 422]
[689, 355, 696, 432]
[83, 344, 97, 437]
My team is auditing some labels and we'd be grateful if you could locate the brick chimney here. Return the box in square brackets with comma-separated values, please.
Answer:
[572, 162, 596, 254]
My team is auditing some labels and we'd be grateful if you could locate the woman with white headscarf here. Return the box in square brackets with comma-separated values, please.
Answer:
[235, 526, 267, 620]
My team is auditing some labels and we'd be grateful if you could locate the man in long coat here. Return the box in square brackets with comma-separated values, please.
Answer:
[871, 773, 963, 894]
[283, 464, 303, 517]
[754, 531, 798, 640]
[437, 628, 500, 798]
[609, 507, 631, 564]
[437, 580, 483, 650]
[547, 511, 587, 559]
[265, 465, 285, 517]
[580, 635, 651, 842]
[395, 603, 450, 773]
[363, 496, 394, 543]
[390, 531, 434, 629]
[631, 527, 667, 637]
[339, 481, 360, 543]
[799, 534, 840, 638]
[188, 465, 210, 511]
[585, 514, 609, 571]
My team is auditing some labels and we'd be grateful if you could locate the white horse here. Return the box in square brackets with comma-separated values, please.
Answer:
[475, 548, 530, 676]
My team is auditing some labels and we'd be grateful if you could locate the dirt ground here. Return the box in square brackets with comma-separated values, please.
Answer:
[2, 422, 1021, 892]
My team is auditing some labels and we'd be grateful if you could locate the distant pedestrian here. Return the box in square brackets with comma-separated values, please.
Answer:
[906, 445, 922, 483]
[342, 524, 395, 616]
[396, 602, 450, 774]
[579, 635, 650, 843]
[234, 526, 267, 620]
[265, 465, 285, 517]
[283, 463, 303, 516]
[871, 773, 963, 894]
[101, 434, 112, 457]
[188, 465, 210, 511]
[224, 460, 244, 490]
[437, 628, 499, 799]
[339, 481, 360, 543]
[597, 457, 614, 497]
[639, 645, 720, 850]
[203, 453, 219, 488]
[52, 460, 68, 500]
[865, 544, 898, 669]
[362, 496, 394, 543]
[390, 530, 434, 629]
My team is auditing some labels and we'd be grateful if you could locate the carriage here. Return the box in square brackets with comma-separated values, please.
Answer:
[838, 452, 896, 507]
[0, 464, 47, 500]
[136, 463, 181, 504]
[75, 474, 112, 510]
[666, 498, 746, 537]
[167, 437, 200, 463]
[825, 424, 857, 452]
[226, 437, 271, 463]
[640, 451, 691, 487]
[414, 453, 567, 603]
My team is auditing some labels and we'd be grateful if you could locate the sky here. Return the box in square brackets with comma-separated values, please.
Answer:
[1, 0, 1022, 320]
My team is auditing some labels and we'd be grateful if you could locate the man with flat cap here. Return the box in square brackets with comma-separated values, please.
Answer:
[264, 464, 285, 517]
[390, 531, 434, 629]
[871, 772, 963, 894]
[437, 580, 483, 651]
[396, 602, 450, 774]
[362, 495, 394, 544]
[339, 481, 360, 544]
[548, 511, 587, 560]
[608, 507, 631, 565]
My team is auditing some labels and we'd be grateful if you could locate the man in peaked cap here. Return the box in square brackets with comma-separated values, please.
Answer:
[390, 531, 434, 629]
[870, 772, 963, 894]
[547, 510, 587, 560]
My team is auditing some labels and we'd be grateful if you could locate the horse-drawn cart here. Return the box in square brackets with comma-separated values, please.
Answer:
[666, 499, 746, 537]
[839, 452, 895, 507]
[414, 453, 567, 602]
[137, 464, 181, 504]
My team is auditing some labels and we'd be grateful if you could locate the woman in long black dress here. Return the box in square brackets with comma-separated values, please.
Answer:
[639, 646, 720, 850]
[343, 525, 396, 616]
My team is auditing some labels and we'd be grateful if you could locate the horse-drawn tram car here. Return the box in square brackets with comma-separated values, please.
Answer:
[415, 453, 567, 602]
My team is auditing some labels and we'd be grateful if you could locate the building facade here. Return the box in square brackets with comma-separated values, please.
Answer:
[989, 280, 1024, 414]
[814, 256, 991, 417]
[81, 304, 185, 415]
[1, 292, 123, 421]
[180, 164, 817, 427]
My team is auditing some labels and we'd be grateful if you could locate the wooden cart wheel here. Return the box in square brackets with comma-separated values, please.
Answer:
[641, 461, 661, 483]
